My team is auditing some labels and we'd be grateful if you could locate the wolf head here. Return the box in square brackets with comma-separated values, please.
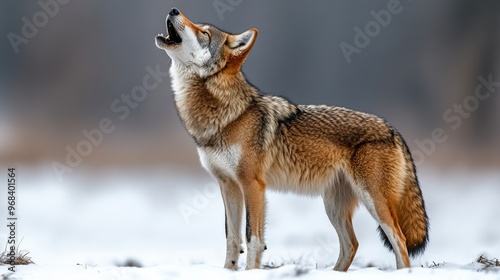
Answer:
[155, 8, 258, 77]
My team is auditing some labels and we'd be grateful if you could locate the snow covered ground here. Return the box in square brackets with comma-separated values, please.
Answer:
[1, 164, 499, 279]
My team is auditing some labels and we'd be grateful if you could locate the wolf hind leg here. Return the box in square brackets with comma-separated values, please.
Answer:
[322, 171, 359, 271]
[358, 188, 410, 268]
[351, 142, 411, 269]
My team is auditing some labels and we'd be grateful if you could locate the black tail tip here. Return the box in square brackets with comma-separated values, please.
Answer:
[377, 226, 429, 257]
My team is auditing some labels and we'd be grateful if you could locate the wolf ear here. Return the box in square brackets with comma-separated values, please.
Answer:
[227, 28, 258, 57]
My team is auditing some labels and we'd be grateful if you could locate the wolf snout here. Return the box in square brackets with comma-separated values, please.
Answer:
[169, 7, 180, 16]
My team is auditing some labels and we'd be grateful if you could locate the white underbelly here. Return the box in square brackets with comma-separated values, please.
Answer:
[265, 169, 332, 196]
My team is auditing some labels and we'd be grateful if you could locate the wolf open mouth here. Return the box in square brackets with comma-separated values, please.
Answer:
[164, 19, 182, 44]
[156, 18, 182, 46]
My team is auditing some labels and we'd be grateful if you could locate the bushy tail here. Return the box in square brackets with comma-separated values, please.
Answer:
[378, 132, 430, 257]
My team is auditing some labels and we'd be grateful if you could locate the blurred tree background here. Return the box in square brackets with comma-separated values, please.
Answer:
[1, 0, 499, 173]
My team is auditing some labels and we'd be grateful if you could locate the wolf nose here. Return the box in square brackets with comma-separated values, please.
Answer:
[169, 8, 180, 16]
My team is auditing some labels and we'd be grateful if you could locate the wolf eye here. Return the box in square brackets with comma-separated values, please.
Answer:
[201, 31, 209, 37]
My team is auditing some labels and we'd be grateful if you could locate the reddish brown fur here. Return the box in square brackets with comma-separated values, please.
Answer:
[156, 10, 429, 271]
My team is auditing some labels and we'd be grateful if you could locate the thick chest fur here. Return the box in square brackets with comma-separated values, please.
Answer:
[197, 145, 243, 180]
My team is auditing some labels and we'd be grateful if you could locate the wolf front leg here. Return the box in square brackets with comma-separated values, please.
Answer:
[218, 176, 245, 270]
[241, 176, 267, 269]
